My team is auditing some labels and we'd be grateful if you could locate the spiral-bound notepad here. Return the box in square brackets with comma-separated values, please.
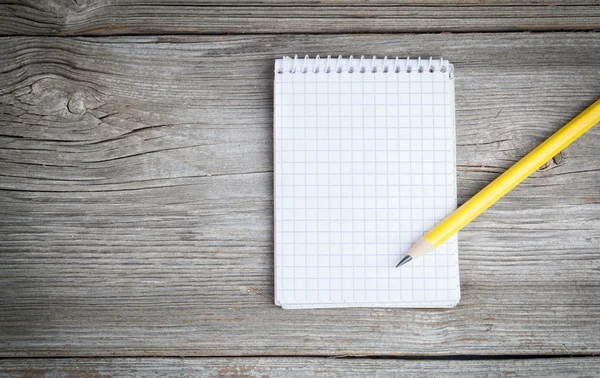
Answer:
[274, 56, 460, 309]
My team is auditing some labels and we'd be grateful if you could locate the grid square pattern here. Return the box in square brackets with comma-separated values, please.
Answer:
[274, 58, 460, 308]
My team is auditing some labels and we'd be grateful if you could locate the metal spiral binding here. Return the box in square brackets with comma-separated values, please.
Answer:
[277, 55, 452, 78]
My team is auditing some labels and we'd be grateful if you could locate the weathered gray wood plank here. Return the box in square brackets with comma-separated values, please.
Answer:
[1, 1, 599, 35]
[1, 357, 599, 377]
[1, 33, 600, 357]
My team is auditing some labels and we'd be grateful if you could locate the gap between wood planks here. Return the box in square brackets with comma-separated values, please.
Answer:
[0, 354, 597, 360]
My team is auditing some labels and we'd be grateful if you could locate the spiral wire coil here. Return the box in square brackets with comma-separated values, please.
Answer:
[276, 55, 452, 78]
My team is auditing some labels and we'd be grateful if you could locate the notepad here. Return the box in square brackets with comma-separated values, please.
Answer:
[274, 56, 460, 308]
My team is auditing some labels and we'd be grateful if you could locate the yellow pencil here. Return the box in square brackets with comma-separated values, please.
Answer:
[397, 98, 600, 267]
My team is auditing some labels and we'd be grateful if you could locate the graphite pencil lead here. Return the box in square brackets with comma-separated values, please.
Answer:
[395, 255, 412, 268]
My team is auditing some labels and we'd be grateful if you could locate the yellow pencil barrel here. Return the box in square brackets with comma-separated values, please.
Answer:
[425, 98, 600, 247]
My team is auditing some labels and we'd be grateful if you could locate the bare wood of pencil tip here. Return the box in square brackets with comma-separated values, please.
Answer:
[397, 98, 600, 268]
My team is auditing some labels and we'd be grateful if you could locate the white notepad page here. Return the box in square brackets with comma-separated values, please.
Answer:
[274, 56, 460, 308]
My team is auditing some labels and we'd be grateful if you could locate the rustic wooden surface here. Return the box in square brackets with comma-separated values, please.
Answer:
[1, 0, 600, 375]
[1, 33, 600, 359]
[1, 357, 599, 377]
[1, 0, 600, 35]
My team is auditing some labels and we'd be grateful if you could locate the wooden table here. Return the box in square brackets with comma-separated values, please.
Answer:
[1, 1, 600, 376]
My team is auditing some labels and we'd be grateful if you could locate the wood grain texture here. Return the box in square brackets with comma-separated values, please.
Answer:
[1, 357, 599, 377]
[1, 1, 599, 35]
[0, 33, 600, 358]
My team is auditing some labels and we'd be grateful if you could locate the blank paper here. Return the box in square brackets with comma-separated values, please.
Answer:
[274, 57, 460, 308]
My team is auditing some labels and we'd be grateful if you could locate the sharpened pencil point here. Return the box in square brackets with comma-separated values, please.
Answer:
[396, 255, 412, 268]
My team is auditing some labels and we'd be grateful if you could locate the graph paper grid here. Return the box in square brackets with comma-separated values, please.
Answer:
[274, 57, 460, 308]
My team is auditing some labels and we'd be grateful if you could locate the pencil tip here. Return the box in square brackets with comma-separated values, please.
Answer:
[395, 255, 412, 268]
